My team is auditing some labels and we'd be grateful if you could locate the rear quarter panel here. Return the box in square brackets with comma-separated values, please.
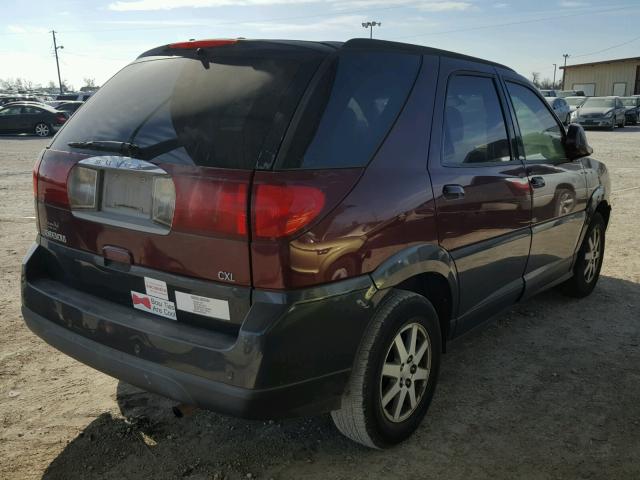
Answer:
[251, 54, 441, 289]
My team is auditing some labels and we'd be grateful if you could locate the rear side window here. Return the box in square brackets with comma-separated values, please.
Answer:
[277, 52, 420, 169]
[52, 52, 322, 169]
[506, 82, 566, 163]
[442, 75, 511, 166]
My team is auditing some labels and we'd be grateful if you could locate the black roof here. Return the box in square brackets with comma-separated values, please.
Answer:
[138, 37, 514, 71]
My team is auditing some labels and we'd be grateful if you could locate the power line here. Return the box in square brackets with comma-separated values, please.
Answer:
[571, 34, 640, 58]
[390, 5, 635, 41]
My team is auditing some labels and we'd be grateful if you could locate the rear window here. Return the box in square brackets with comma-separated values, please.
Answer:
[52, 50, 322, 169]
[276, 51, 421, 169]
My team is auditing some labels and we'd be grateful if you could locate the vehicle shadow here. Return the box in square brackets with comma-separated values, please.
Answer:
[41, 274, 640, 480]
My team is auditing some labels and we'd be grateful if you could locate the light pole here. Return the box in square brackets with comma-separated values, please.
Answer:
[553, 63, 557, 88]
[562, 53, 569, 90]
[361, 21, 381, 39]
[51, 30, 64, 94]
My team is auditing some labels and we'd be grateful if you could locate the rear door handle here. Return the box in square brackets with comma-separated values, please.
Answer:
[442, 184, 465, 200]
[530, 176, 546, 189]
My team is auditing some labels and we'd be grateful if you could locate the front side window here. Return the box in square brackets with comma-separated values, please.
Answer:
[507, 82, 566, 163]
[442, 75, 511, 166]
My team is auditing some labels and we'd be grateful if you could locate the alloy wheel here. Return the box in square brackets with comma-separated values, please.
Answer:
[34, 123, 50, 137]
[584, 226, 602, 283]
[379, 322, 431, 423]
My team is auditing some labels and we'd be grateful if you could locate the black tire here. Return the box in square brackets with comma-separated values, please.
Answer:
[331, 290, 442, 448]
[34, 122, 51, 137]
[560, 212, 605, 298]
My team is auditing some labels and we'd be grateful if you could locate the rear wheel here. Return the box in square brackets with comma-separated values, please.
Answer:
[34, 123, 51, 137]
[560, 212, 605, 298]
[331, 290, 441, 448]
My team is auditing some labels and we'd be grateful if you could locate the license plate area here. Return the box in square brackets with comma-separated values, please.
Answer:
[71, 156, 174, 235]
[102, 169, 153, 219]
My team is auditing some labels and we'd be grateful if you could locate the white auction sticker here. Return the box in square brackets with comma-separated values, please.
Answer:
[144, 277, 169, 300]
[131, 291, 177, 320]
[175, 291, 230, 321]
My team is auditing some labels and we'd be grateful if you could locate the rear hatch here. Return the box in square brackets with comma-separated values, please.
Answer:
[33, 40, 329, 328]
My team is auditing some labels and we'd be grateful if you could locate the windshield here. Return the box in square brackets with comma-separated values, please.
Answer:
[565, 97, 586, 106]
[621, 97, 638, 106]
[583, 98, 615, 108]
[52, 50, 323, 169]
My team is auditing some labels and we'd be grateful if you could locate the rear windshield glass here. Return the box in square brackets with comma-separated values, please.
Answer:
[276, 51, 421, 169]
[52, 50, 322, 169]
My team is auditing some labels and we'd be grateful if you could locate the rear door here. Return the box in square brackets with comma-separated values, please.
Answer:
[429, 58, 532, 335]
[501, 78, 588, 297]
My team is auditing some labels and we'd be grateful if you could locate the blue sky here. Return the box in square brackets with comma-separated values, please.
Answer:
[1, 0, 639, 89]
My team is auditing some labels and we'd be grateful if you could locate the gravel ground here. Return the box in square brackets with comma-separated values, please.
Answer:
[0, 128, 639, 480]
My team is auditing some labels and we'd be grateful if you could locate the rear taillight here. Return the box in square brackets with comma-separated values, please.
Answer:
[32, 153, 43, 198]
[172, 175, 248, 238]
[151, 176, 176, 227]
[67, 166, 98, 209]
[36, 153, 75, 207]
[55, 114, 67, 124]
[252, 184, 325, 239]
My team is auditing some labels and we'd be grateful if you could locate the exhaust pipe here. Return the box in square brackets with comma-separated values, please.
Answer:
[172, 404, 197, 418]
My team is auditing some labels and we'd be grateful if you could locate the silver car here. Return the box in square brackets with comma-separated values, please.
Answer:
[545, 97, 571, 125]
[572, 96, 626, 129]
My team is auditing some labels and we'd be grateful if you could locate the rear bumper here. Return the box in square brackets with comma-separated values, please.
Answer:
[21, 239, 381, 419]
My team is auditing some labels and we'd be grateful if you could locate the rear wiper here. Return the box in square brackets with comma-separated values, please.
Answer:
[68, 140, 141, 158]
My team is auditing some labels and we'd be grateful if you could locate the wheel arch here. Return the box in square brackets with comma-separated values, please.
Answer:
[587, 185, 611, 227]
[369, 244, 458, 351]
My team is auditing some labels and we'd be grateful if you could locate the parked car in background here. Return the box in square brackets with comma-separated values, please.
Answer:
[567, 96, 588, 122]
[558, 90, 585, 98]
[540, 89, 559, 97]
[0, 102, 66, 136]
[0, 95, 42, 106]
[48, 92, 94, 108]
[545, 97, 571, 125]
[572, 96, 626, 129]
[55, 101, 84, 117]
[1, 100, 47, 108]
[23, 38, 611, 449]
[620, 96, 640, 125]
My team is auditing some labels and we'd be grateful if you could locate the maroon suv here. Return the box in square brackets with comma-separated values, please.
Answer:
[22, 38, 611, 448]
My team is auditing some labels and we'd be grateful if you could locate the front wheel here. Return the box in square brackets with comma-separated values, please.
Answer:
[560, 212, 605, 298]
[34, 122, 51, 137]
[331, 290, 441, 448]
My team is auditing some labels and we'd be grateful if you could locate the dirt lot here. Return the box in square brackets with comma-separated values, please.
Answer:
[1, 128, 639, 480]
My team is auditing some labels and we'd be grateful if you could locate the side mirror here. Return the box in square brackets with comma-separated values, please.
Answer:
[564, 123, 593, 160]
